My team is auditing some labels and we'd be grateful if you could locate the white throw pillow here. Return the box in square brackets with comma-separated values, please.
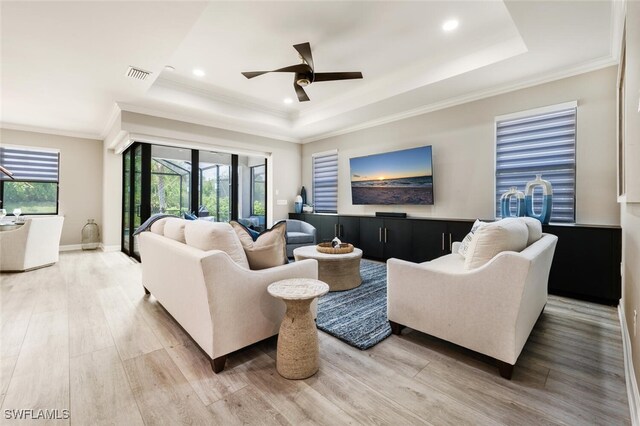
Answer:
[163, 218, 187, 243]
[150, 218, 169, 235]
[521, 216, 543, 245]
[464, 218, 528, 270]
[184, 220, 250, 269]
[458, 219, 486, 258]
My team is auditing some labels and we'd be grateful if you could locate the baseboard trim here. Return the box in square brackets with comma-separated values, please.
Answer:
[59, 244, 82, 252]
[619, 301, 640, 425]
[100, 244, 121, 252]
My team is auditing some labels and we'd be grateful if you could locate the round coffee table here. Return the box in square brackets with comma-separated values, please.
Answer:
[267, 278, 329, 380]
[293, 245, 363, 291]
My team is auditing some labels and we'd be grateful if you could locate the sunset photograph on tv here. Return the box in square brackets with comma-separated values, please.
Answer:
[350, 146, 433, 205]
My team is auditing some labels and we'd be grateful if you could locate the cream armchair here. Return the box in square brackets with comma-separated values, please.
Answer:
[387, 233, 557, 379]
[0, 216, 65, 272]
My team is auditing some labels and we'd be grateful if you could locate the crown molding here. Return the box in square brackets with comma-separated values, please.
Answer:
[0, 122, 101, 141]
[117, 102, 301, 144]
[300, 55, 618, 143]
[99, 103, 122, 139]
[610, 0, 627, 62]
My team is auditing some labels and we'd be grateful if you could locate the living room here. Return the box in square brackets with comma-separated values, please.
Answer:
[0, 0, 638, 424]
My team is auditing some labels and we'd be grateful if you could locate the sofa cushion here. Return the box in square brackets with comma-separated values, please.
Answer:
[464, 218, 528, 270]
[458, 219, 486, 258]
[150, 217, 170, 235]
[184, 221, 249, 269]
[163, 218, 187, 243]
[521, 216, 543, 245]
[287, 231, 314, 245]
[231, 220, 287, 270]
[422, 252, 466, 273]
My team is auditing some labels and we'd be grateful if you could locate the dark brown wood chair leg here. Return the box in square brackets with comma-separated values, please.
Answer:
[143, 286, 150, 295]
[211, 355, 227, 373]
[389, 321, 404, 335]
[497, 361, 514, 380]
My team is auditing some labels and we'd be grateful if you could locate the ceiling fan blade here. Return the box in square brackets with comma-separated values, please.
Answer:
[293, 42, 314, 71]
[294, 82, 310, 102]
[313, 72, 363, 82]
[242, 64, 311, 79]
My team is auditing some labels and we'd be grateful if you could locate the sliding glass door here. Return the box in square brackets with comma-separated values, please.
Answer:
[121, 142, 265, 260]
[199, 151, 232, 222]
[122, 143, 148, 260]
[150, 145, 191, 216]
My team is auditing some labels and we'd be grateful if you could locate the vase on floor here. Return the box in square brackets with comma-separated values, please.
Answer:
[81, 219, 100, 250]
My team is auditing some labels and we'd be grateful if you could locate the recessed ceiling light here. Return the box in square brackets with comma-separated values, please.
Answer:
[192, 68, 205, 77]
[442, 19, 459, 32]
[164, 65, 175, 72]
[283, 98, 293, 104]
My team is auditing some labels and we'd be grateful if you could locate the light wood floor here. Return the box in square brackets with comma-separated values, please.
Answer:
[0, 251, 630, 425]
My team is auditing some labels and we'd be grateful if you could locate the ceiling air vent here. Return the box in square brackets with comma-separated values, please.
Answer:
[126, 66, 151, 81]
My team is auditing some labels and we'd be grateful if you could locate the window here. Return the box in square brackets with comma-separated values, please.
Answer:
[250, 164, 266, 217]
[495, 104, 576, 223]
[312, 150, 338, 213]
[0, 146, 59, 214]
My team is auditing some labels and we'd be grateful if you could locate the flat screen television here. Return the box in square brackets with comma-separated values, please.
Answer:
[349, 146, 433, 205]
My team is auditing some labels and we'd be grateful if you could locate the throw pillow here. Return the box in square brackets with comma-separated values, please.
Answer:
[149, 217, 170, 235]
[230, 220, 288, 270]
[521, 216, 543, 245]
[458, 219, 486, 258]
[183, 221, 250, 269]
[183, 212, 197, 220]
[163, 218, 188, 243]
[464, 218, 528, 270]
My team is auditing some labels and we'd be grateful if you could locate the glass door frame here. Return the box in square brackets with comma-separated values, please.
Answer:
[121, 142, 245, 261]
[121, 142, 151, 261]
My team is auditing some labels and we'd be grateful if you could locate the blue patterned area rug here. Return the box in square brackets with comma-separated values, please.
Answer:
[316, 259, 392, 350]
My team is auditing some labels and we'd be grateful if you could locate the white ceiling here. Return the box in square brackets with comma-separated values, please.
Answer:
[0, 1, 618, 143]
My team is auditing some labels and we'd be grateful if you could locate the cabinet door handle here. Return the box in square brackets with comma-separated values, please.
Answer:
[449, 233, 452, 252]
[379, 227, 382, 242]
[334, 224, 338, 237]
[384, 227, 388, 243]
[442, 233, 445, 251]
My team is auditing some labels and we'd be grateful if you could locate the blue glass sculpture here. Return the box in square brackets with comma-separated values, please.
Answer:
[500, 187, 525, 218]
[524, 174, 553, 224]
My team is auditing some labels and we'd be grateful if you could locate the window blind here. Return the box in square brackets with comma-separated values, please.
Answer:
[495, 107, 576, 223]
[0, 147, 59, 181]
[312, 151, 338, 213]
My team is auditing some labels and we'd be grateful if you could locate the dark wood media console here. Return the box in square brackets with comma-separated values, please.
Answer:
[289, 213, 621, 305]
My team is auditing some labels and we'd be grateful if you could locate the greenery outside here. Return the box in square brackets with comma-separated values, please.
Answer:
[3, 181, 57, 214]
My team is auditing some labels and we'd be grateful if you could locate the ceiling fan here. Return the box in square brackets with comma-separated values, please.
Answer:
[241, 42, 363, 102]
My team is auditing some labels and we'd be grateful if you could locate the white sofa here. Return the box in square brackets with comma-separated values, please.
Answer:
[0, 216, 64, 272]
[387, 218, 557, 379]
[138, 218, 318, 373]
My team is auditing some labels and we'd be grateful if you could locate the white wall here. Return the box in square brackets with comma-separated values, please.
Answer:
[101, 140, 121, 249]
[302, 66, 620, 226]
[0, 128, 103, 247]
[621, 0, 640, 393]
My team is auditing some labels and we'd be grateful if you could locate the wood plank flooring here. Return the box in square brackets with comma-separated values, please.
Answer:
[0, 251, 630, 425]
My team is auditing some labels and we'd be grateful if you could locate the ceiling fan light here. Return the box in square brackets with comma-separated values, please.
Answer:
[297, 78, 310, 87]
